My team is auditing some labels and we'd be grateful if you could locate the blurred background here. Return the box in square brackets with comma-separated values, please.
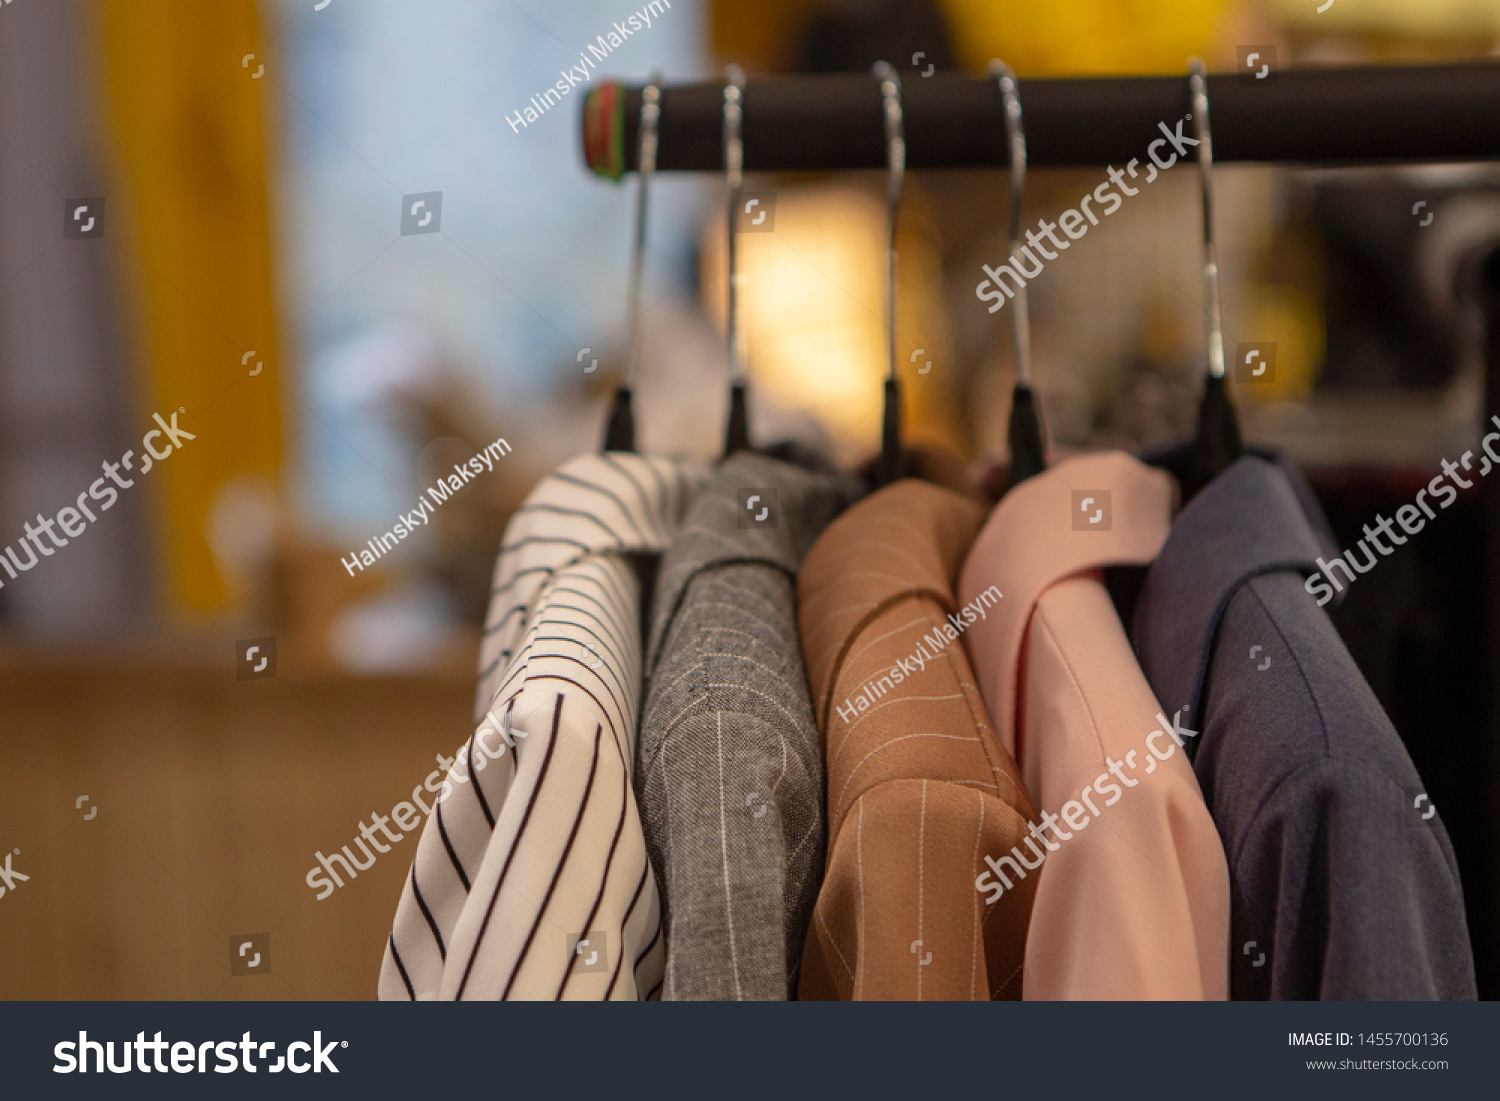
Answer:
[1, 0, 1498, 999]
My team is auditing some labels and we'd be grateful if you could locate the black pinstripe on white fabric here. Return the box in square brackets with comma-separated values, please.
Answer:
[637, 450, 859, 999]
[379, 452, 706, 1000]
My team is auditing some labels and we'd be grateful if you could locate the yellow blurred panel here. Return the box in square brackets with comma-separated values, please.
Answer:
[1238, 284, 1324, 404]
[93, 0, 283, 615]
[937, 0, 1233, 75]
[710, 0, 813, 70]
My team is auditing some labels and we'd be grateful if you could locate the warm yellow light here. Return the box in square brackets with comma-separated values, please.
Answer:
[703, 185, 961, 463]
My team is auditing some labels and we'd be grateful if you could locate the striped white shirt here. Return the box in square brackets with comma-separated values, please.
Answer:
[380, 452, 707, 1000]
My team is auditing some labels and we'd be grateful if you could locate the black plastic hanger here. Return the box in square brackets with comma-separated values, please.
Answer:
[991, 60, 1047, 489]
[873, 61, 905, 487]
[1178, 58, 1243, 500]
[721, 65, 752, 458]
[603, 73, 663, 453]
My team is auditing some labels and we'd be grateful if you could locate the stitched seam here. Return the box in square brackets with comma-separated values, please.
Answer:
[1224, 579, 1345, 871]
[1031, 599, 1113, 766]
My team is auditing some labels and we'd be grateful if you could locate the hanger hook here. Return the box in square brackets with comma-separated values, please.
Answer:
[723, 65, 746, 383]
[624, 72, 663, 390]
[990, 60, 1031, 388]
[873, 61, 904, 384]
[872, 61, 904, 485]
[721, 65, 752, 456]
[1179, 57, 1242, 498]
[989, 60, 1046, 486]
[1190, 58, 1225, 381]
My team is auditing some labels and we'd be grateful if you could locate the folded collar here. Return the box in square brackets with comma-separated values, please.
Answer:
[1131, 454, 1336, 725]
[645, 450, 858, 673]
[960, 451, 1175, 756]
[503, 451, 705, 557]
[799, 479, 985, 711]
[483, 451, 707, 664]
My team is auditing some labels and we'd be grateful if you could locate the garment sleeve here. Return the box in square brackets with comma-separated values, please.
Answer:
[1017, 591, 1231, 1000]
[1020, 765, 1231, 1000]
[1238, 758, 1477, 1000]
[639, 707, 822, 1000]
[799, 779, 1037, 1001]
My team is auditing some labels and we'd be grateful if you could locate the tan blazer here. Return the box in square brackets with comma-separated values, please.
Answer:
[958, 452, 1230, 1000]
[797, 479, 1038, 1000]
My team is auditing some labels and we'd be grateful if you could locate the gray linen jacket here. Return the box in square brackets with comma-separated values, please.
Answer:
[1132, 456, 1476, 999]
[636, 449, 858, 1000]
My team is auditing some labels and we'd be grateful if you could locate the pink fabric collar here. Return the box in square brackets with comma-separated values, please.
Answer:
[959, 451, 1175, 759]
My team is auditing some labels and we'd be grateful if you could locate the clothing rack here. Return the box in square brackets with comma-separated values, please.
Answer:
[581, 63, 1500, 176]
[580, 61, 1500, 993]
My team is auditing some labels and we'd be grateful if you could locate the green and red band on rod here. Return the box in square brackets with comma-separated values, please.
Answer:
[582, 82, 627, 180]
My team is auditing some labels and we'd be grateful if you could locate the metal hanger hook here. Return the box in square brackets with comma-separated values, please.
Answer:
[873, 60, 904, 384]
[723, 64, 745, 190]
[723, 65, 746, 383]
[624, 72, 663, 389]
[1189, 58, 1226, 381]
[990, 59, 1032, 387]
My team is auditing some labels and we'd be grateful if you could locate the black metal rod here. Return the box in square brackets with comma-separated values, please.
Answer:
[604, 64, 1500, 173]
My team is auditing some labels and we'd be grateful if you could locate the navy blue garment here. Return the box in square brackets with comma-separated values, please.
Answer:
[1131, 455, 1476, 1000]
